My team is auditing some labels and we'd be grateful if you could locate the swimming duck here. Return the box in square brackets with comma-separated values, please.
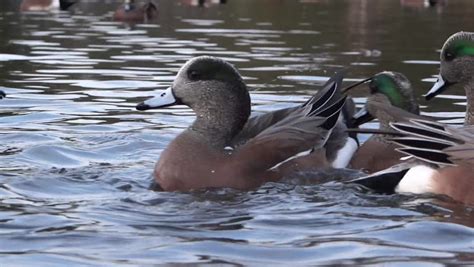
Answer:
[345, 71, 422, 173]
[113, 0, 158, 22]
[136, 56, 346, 191]
[20, 0, 76, 11]
[350, 32, 474, 205]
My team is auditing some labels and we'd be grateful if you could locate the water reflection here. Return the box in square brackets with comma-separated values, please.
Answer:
[0, 0, 474, 265]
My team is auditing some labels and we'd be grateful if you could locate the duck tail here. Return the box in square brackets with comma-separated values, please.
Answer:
[347, 165, 410, 194]
[387, 119, 463, 166]
[318, 96, 347, 130]
[304, 69, 346, 113]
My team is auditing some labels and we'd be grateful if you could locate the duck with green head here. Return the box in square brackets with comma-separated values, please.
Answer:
[345, 71, 422, 173]
[349, 32, 474, 206]
[426, 31, 474, 125]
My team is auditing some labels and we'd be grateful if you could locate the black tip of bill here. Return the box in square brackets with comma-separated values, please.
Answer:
[136, 102, 150, 111]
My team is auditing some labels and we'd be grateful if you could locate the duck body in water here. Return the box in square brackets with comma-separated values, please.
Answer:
[136, 56, 347, 192]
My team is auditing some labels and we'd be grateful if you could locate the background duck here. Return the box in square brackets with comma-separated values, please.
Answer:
[20, 0, 76, 11]
[114, 0, 158, 23]
[345, 71, 422, 173]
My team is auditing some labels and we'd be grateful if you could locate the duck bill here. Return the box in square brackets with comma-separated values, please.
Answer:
[342, 77, 374, 94]
[352, 106, 374, 127]
[136, 87, 178, 111]
[424, 75, 454, 100]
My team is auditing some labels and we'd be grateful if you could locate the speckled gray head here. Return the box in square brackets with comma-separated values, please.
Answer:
[136, 56, 251, 136]
[137, 56, 248, 110]
[426, 31, 474, 100]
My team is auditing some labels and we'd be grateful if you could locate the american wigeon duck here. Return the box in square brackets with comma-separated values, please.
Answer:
[113, 0, 158, 23]
[20, 0, 76, 11]
[350, 31, 474, 205]
[136, 56, 346, 191]
[345, 71, 421, 173]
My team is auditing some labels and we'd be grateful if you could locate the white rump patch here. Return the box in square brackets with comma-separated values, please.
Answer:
[331, 138, 358, 168]
[395, 165, 436, 194]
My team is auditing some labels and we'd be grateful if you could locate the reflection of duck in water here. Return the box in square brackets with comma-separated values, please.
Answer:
[114, 0, 158, 23]
[20, 0, 76, 11]
[180, 0, 227, 7]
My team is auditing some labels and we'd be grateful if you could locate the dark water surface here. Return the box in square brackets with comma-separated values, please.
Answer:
[1, 0, 474, 265]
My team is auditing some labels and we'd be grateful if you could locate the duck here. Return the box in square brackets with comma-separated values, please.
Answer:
[0, 90, 5, 99]
[136, 56, 347, 191]
[344, 71, 422, 173]
[349, 31, 474, 205]
[113, 0, 158, 23]
[20, 0, 76, 12]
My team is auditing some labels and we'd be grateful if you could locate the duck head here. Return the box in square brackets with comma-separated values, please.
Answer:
[426, 31, 474, 100]
[137, 56, 251, 140]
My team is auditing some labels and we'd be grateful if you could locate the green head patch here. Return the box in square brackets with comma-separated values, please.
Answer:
[370, 73, 407, 110]
[443, 32, 474, 61]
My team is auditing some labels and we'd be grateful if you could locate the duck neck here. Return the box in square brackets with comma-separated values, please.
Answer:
[190, 101, 250, 148]
[465, 81, 474, 125]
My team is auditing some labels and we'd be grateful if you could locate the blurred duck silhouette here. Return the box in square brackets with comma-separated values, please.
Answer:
[0, 91, 5, 99]
[20, 0, 76, 11]
[400, 0, 446, 8]
[114, 0, 158, 23]
[180, 0, 227, 7]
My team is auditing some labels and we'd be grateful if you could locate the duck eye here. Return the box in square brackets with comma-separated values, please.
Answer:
[445, 51, 455, 61]
[188, 70, 201, 80]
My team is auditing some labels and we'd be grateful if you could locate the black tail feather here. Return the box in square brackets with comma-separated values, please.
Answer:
[391, 122, 462, 144]
[319, 97, 347, 130]
[397, 148, 454, 165]
[390, 137, 453, 151]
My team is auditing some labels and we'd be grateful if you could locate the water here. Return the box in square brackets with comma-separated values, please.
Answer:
[1, 0, 473, 265]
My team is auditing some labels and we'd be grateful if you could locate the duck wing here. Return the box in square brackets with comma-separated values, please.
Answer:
[232, 94, 346, 174]
[231, 70, 345, 146]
